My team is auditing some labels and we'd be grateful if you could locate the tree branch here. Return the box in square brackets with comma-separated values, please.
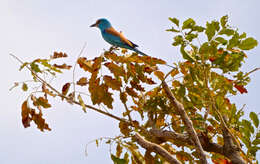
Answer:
[162, 81, 208, 164]
[134, 133, 181, 164]
[10, 53, 126, 123]
[150, 129, 223, 155]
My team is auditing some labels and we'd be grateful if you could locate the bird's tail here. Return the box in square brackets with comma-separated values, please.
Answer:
[133, 48, 148, 56]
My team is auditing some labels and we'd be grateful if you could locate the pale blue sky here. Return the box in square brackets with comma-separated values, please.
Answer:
[1, 0, 259, 163]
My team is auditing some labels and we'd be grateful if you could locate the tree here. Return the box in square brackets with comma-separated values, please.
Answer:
[11, 15, 259, 164]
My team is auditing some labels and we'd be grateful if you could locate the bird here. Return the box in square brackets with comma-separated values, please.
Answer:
[90, 18, 148, 56]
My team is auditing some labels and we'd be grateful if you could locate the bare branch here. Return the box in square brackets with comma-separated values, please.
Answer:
[134, 133, 181, 164]
[162, 81, 208, 164]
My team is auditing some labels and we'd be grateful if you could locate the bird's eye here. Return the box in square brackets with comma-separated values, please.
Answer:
[96, 20, 101, 25]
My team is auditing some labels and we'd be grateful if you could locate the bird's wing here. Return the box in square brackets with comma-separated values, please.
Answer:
[105, 27, 138, 48]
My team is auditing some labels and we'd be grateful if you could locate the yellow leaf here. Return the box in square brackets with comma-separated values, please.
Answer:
[154, 71, 165, 80]
[170, 69, 179, 77]
[78, 94, 86, 113]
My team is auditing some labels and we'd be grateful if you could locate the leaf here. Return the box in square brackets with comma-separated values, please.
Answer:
[180, 45, 195, 62]
[172, 35, 184, 46]
[31, 112, 51, 131]
[182, 18, 195, 30]
[205, 21, 216, 41]
[103, 75, 121, 91]
[30, 62, 41, 73]
[169, 17, 179, 26]
[21, 100, 31, 128]
[78, 94, 86, 113]
[219, 29, 234, 36]
[77, 57, 93, 72]
[215, 37, 228, 45]
[234, 84, 247, 94]
[111, 154, 127, 164]
[238, 37, 258, 50]
[62, 83, 71, 96]
[19, 62, 29, 71]
[125, 87, 138, 98]
[170, 69, 179, 77]
[53, 63, 72, 70]
[35, 97, 51, 108]
[252, 139, 260, 145]
[220, 15, 228, 28]
[77, 77, 88, 86]
[104, 62, 125, 77]
[116, 143, 123, 157]
[120, 92, 127, 104]
[22, 83, 28, 91]
[154, 71, 165, 80]
[250, 112, 259, 128]
[119, 121, 130, 136]
[51, 52, 68, 59]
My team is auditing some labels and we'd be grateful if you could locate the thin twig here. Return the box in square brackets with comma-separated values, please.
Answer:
[10, 53, 126, 123]
[73, 42, 87, 99]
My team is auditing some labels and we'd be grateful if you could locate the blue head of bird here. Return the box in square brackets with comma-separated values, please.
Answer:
[90, 18, 112, 31]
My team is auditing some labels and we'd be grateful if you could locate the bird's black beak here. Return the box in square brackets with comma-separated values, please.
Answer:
[90, 23, 97, 27]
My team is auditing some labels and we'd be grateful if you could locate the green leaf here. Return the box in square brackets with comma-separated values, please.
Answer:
[30, 62, 41, 73]
[111, 154, 127, 164]
[19, 62, 29, 71]
[220, 15, 228, 28]
[169, 17, 179, 26]
[22, 83, 28, 91]
[166, 28, 180, 32]
[227, 32, 239, 49]
[252, 139, 260, 145]
[205, 22, 216, 41]
[239, 32, 247, 39]
[182, 18, 195, 30]
[238, 37, 258, 50]
[185, 33, 198, 42]
[242, 119, 254, 134]
[215, 37, 228, 45]
[219, 28, 234, 36]
[248, 146, 260, 156]
[172, 35, 184, 46]
[193, 26, 205, 32]
[180, 45, 195, 62]
[249, 112, 259, 128]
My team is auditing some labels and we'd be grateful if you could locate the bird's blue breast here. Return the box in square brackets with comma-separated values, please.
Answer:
[101, 30, 132, 49]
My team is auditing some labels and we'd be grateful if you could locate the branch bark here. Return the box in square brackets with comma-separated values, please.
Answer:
[162, 81, 208, 164]
[134, 133, 181, 164]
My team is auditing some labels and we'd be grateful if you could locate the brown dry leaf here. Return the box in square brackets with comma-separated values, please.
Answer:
[51, 52, 68, 59]
[77, 77, 88, 86]
[125, 87, 138, 98]
[53, 63, 72, 70]
[103, 75, 121, 91]
[62, 83, 70, 97]
[104, 62, 125, 77]
[21, 100, 31, 128]
[77, 57, 93, 72]
[32, 112, 51, 131]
